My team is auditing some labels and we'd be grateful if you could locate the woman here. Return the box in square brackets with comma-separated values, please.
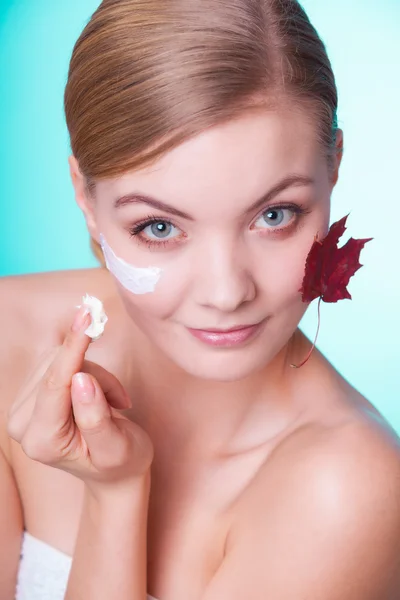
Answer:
[1, 0, 400, 598]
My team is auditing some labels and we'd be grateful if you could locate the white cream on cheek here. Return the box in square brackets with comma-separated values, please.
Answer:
[99, 233, 162, 294]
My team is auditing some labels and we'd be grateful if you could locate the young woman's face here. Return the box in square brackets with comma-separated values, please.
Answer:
[87, 109, 341, 381]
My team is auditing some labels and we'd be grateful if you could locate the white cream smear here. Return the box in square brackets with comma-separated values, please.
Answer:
[99, 233, 162, 294]
[77, 293, 108, 341]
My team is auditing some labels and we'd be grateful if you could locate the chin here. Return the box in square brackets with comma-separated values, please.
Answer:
[169, 347, 278, 382]
[133, 312, 301, 382]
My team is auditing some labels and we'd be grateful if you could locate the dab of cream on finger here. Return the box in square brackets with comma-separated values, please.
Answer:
[99, 233, 162, 294]
[76, 294, 108, 341]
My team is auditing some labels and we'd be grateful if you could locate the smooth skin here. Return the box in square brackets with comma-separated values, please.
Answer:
[1, 108, 400, 599]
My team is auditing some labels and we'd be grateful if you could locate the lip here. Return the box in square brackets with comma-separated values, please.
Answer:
[186, 320, 266, 347]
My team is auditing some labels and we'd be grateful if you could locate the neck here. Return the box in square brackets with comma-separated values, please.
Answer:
[128, 328, 310, 461]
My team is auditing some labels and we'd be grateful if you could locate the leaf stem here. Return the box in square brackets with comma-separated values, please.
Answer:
[290, 296, 322, 369]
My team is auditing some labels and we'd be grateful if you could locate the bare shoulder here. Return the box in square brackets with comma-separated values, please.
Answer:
[262, 346, 400, 522]
[0, 267, 113, 455]
[281, 413, 400, 511]
[242, 402, 400, 521]
[212, 413, 400, 598]
[246, 336, 400, 499]
[0, 267, 113, 346]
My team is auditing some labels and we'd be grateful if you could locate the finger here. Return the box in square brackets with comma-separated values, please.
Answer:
[71, 373, 129, 469]
[33, 306, 93, 427]
[44, 306, 93, 390]
[8, 357, 131, 445]
[84, 360, 132, 410]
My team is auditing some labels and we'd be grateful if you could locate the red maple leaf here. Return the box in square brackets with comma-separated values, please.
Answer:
[291, 214, 373, 369]
[300, 213, 373, 303]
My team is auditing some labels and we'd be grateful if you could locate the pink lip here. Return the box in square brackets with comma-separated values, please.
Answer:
[186, 321, 265, 347]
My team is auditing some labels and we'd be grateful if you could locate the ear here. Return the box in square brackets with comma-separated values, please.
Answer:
[330, 128, 344, 187]
[68, 155, 99, 242]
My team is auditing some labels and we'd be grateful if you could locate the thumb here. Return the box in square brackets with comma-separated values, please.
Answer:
[71, 372, 127, 468]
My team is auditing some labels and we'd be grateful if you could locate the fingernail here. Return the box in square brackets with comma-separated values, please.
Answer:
[124, 390, 133, 408]
[72, 373, 95, 402]
[71, 306, 91, 333]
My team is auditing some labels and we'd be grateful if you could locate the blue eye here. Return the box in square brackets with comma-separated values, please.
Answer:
[253, 206, 297, 230]
[128, 216, 184, 247]
[144, 221, 177, 239]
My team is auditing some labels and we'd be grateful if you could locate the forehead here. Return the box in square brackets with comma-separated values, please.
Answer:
[97, 108, 325, 212]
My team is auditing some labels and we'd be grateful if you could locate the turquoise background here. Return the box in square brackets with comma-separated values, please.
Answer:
[1, 2, 399, 428]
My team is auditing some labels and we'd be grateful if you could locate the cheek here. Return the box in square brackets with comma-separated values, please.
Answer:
[255, 246, 310, 349]
[266, 212, 330, 300]
[115, 264, 189, 322]
[255, 245, 307, 307]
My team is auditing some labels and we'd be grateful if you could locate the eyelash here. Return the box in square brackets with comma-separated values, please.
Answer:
[128, 213, 183, 249]
[128, 203, 311, 249]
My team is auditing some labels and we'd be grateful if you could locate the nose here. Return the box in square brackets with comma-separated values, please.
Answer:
[193, 238, 256, 312]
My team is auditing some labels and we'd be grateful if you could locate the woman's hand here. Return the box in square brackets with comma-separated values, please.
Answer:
[7, 305, 154, 496]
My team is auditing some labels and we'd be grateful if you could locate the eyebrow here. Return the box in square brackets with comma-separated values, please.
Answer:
[113, 174, 315, 219]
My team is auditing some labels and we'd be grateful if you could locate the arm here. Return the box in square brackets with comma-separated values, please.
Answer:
[0, 447, 24, 600]
[203, 423, 400, 600]
[65, 473, 150, 600]
[0, 278, 32, 599]
[6, 303, 154, 600]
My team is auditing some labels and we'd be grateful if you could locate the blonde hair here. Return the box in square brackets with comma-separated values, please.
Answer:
[89, 235, 106, 266]
[64, 0, 340, 264]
